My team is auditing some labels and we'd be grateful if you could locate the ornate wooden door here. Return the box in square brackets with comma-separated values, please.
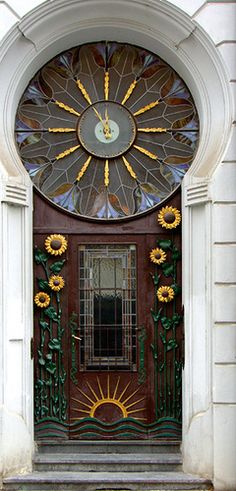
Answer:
[33, 191, 183, 440]
[14, 41, 198, 440]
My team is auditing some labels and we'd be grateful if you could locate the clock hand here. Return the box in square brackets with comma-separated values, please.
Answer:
[92, 106, 111, 139]
[104, 108, 112, 139]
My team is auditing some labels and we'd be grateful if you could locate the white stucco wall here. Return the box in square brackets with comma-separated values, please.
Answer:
[0, 1, 235, 490]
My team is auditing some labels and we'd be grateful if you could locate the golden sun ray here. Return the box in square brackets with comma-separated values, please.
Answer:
[86, 381, 99, 401]
[133, 144, 158, 160]
[76, 155, 92, 182]
[138, 127, 167, 133]
[117, 381, 131, 402]
[71, 376, 147, 421]
[121, 80, 137, 105]
[104, 159, 109, 187]
[133, 99, 159, 116]
[104, 71, 109, 100]
[122, 156, 137, 179]
[97, 376, 105, 399]
[77, 79, 92, 105]
[75, 386, 96, 405]
[113, 376, 120, 400]
[54, 100, 81, 117]
[71, 397, 92, 409]
[55, 144, 81, 161]
[48, 127, 76, 133]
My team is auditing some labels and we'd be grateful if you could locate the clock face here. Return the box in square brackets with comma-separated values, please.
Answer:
[15, 41, 199, 220]
[78, 101, 136, 158]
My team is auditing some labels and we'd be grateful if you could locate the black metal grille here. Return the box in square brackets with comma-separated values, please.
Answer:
[79, 245, 137, 371]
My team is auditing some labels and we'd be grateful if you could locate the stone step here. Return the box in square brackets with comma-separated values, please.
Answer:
[34, 452, 182, 472]
[3, 470, 213, 491]
[36, 440, 181, 454]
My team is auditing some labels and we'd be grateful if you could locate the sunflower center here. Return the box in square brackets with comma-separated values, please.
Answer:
[155, 253, 161, 259]
[163, 212, 176, 223]
[39, 294, 46, 302]
[162, 291, 169, 298]
[51, 239, 62, 250]
[53, 280, 60, 286]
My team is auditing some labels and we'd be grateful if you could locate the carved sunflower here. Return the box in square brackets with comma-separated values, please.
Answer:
[149, 247, 167, 265]
[45, 234, 68, 256]
[157, 206, 181, 229]
[49, 275, 65, 291]
[34, 292, 50, 308]
[157, 286, 175, 303]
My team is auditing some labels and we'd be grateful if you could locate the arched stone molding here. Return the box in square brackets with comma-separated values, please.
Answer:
[0, 0, 233, 486]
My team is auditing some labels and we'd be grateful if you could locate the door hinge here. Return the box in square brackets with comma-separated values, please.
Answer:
[30, 337, 34, 359]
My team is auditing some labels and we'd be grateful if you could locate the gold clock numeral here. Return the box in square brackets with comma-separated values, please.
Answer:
[138, 127, 167, 133]
[54, 100, 81, 117]
[55, 145, 81, 160]
[122, 156, 137, 179]
[133, 145, 158, 160]
[133, 100, 159, 117]
[76, 155, 92, 182]
[121, 80, 137, 105]
[104, 159, 109, 187]
[48, 128, 76, 133]
[77, 79, 92, 105]
[104, 71, 109, 101]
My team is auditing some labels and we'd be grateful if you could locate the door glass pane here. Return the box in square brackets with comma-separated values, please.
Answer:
[79, 244, 137, 370]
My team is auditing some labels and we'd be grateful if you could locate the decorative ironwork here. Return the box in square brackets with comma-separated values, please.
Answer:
[34, 237, 67, 424]
[150, 210, 183, 421]
[15, 41, 199, 220]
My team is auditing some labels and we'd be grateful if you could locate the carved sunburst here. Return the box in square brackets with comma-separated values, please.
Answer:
[71, 376, 146, 422]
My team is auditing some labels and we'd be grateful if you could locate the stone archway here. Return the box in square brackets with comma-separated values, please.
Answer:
[0, 0, 233, 481]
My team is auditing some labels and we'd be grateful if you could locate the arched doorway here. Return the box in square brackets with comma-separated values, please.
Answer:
[0, 0, 232, 480]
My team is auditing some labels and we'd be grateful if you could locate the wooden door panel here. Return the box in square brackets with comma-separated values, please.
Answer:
[33, 192, 183, 440]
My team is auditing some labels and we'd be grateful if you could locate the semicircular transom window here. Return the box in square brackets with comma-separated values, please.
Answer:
[15, 41, 199, 220]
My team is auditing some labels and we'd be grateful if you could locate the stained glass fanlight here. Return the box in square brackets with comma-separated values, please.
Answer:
[15, 41, 199, 220]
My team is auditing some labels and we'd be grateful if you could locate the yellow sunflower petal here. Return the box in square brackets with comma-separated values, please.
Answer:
[157, 206, 181, 229]
[49, 275, 65, 291]
[149, 247, 167, 265]
[157, 285, 175, 303]
[45, 234, 68, 256]
[34, 292, 51, 308]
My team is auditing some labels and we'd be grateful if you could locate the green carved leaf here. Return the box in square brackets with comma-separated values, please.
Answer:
[46, 353, 53, 360]
[161, 316, 172, 330]
[158, 239, 172, 250]
[171, 283, 182, 295]
[38, 356, 45, 366]
[34, 248, 49, 264]
[160, 332, 166, 344]
[172, 313, 182, 325]
[172, 246, 181, 260]
[37, 278, 50, 292]
[152, 273, 160, 286]
[45, 361, 57, 374]
[151, 308, 162, 322]
[50, 260, 66, 274]
[48, 338, 61, 351]
[39, 320, 49, 330]
[162, 263, 174, 277]
[44, 306, 58, 321]
[166, 338, 178, 351]
[41, 405, 49, 416]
